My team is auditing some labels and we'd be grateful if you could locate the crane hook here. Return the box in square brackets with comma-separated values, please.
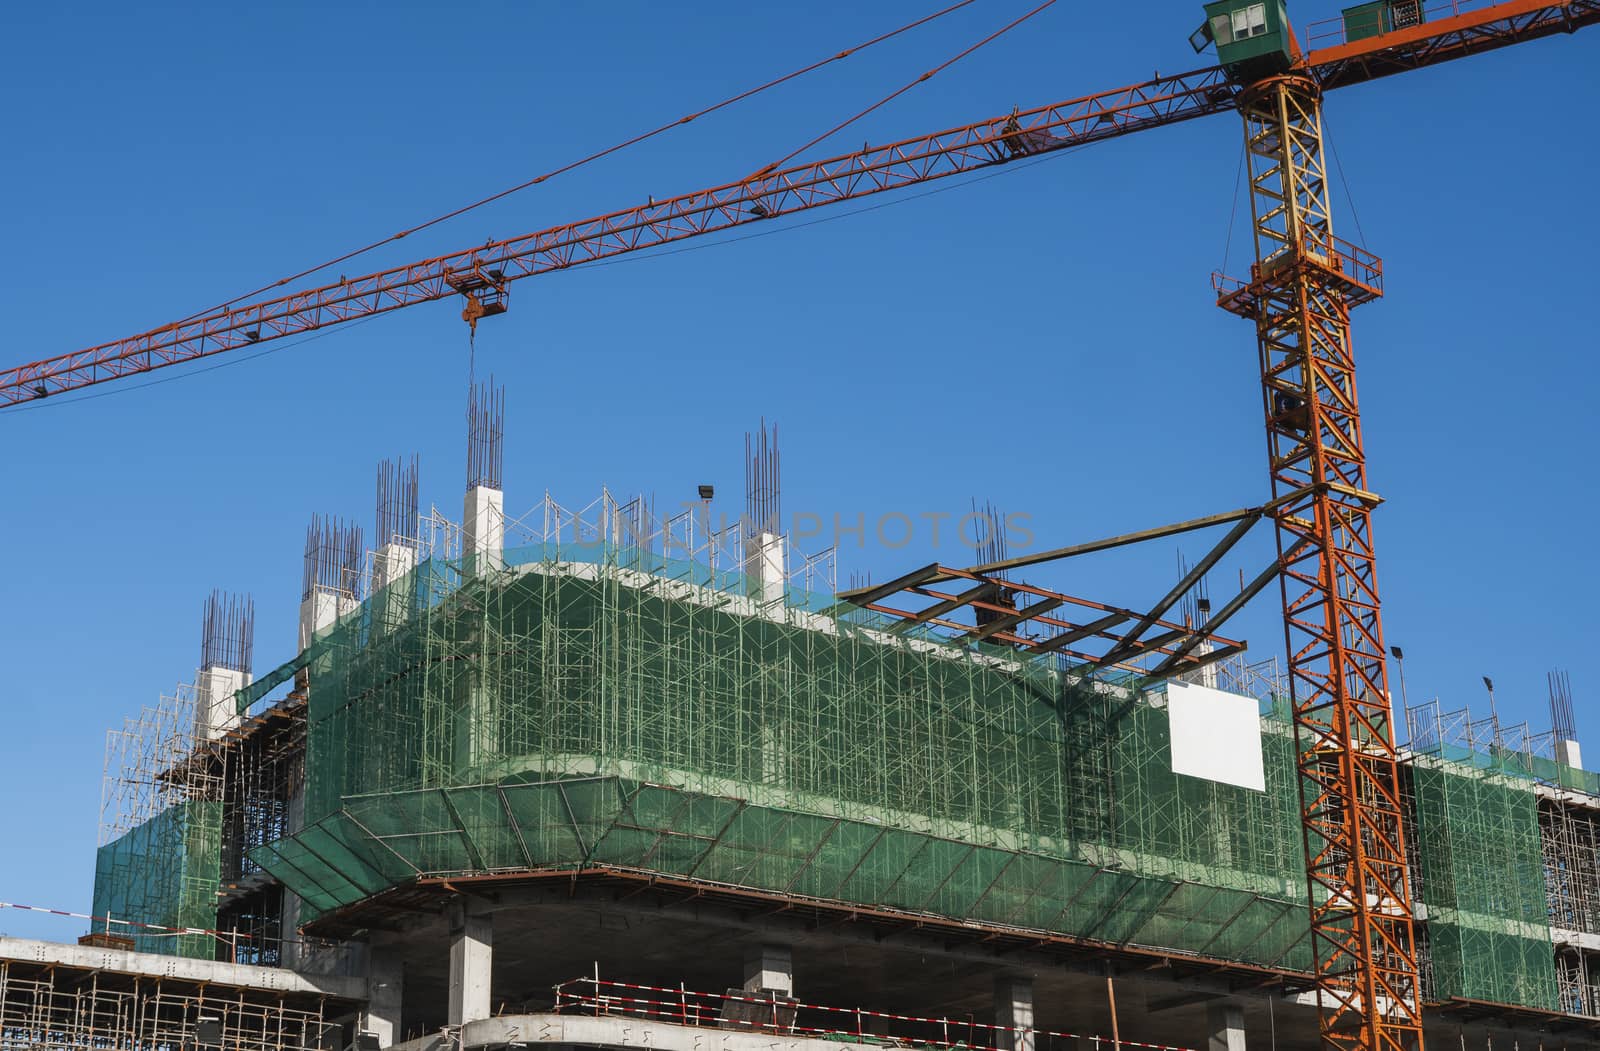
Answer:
[462, 292, 488, 335]
[447, 264, 509, 334]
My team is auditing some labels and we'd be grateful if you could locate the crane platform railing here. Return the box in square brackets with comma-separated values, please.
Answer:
[1212, 227, 1383, 317]
[1303, 0, 1505, 47]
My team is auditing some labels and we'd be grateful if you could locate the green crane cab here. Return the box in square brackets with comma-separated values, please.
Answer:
[1192, 0, 1430, 82]
[1341, 0, 1425, 42]
[1194, 1, 1293, 81]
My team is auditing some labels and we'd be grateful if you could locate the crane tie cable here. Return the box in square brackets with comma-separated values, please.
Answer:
[5, 143, 1087, 417]
[749, 0, 1060, 179]
[170, 0, 983, 327]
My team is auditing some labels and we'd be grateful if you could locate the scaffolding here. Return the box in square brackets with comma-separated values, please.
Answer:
[220, 702, 304, 891]
[95, 681, 304, 963]
[1542, 798, 1600, 937]
[95, 684, 223, 959]
[1402, 696, 1600, 1013]
[1542, 797, 1600, 1015]
[1406, 697, 1599, 794]
[216, 700, 308, 967]
[1556, 945, 1600, 1017]
[1408, 753, 1557, 1010]
[0, 955, 333, 1051]
[91, 484, 1599, 1017]
[249, 491, 1311, 972]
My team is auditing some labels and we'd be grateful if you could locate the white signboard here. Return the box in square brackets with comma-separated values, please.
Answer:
[1166, 680, 1266, 791]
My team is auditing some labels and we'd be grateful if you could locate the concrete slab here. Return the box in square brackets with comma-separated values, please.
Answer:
[389, 1012, 886, 1051]
[0, 937, 366, 1001]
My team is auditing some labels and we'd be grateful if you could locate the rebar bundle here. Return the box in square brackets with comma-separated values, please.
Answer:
[1551, 669, 1578, 742]
[301, 515, 364, 599]
[376, 455, 420, 549]
[466, 379, 505, 491]
[200, 590, 254, 673]
[744, 419, 780, 537]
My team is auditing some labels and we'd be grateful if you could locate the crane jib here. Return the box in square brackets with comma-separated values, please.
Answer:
[1, 0, 1596, 406]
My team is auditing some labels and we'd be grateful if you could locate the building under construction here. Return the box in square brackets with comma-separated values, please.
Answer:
[33, 403, 1592, 1051]
[5, 5, 1600, 1051]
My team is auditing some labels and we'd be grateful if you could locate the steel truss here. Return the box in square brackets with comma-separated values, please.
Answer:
[1217, 75, 1423, 1051]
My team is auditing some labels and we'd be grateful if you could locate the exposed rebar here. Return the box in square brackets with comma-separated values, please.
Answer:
[1176, 551, 1212, 631]
[1550, 669, 1578, 742]
[971, 498, 1008, 575]
[971, 499, 1015, 634]
[744, 419, 781, 537]
[302, 515, 364, 599]
[466, 379, 505, 491]
[200, 590, 255, 673]
[376, 455, 421, 549]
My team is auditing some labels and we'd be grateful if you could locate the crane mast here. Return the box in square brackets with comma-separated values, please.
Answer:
[1217, 72, 1420, 1051]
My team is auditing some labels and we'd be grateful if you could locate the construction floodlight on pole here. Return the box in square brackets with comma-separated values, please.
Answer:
[1390, 645, 1407, 710]
[1483, 675, 1503, 751]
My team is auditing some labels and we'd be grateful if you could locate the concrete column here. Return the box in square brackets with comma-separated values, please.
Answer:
[1558, 739, 1584, 770]
[365, 946, 404, 1048]
[743, 531, 786, 606]
[279, 894, 302, 970]
[195, 665, 250, 742]
[1193, 639, 1219, 690]
[453, 615, 499, 774]
[374, 542, 417, 592]
[456, 489, 503, 773]
[995, 976, 1035, 1051]
[275, 756, 308, 966]
[372, 542, 418, 635]
[283, 579, 352, 971]
[298, 588, 359, 653]
[743, 944, 793, 997]
[1206, 1003, 1245, 1051]
[448, 901, 493, 1026]
[463, 485, 505, 577]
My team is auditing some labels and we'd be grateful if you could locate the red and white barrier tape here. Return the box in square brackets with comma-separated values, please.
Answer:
[0, 901, 250, 941]
[555, 977, 1198, 1051]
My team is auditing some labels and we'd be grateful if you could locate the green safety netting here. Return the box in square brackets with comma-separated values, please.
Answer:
[1411, 756, 1559, 1010]
[250, 544, 1313, 971]
[92, 800, 221, 958]
[254, 775, 1310, 969]
[1420, 739, 1600, 797]
[85, 536, 1562, 1007]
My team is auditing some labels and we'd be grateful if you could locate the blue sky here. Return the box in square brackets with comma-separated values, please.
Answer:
[1, 1, 1595, 941]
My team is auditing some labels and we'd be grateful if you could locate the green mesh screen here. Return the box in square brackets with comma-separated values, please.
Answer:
[1421, 739, 1600, 796]
[260, 775, 1312, 970]
[92, 800, 222, 959]
[1411, 756, 1558, 1010]
[253, 544, 1311, 970]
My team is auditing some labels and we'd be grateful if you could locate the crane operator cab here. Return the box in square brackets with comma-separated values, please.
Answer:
[1192, 0, 1430, 81]
[1191, 1, 1294, 81]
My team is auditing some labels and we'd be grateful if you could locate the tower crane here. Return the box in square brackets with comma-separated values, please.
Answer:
[4, 5, 1596, 1051]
